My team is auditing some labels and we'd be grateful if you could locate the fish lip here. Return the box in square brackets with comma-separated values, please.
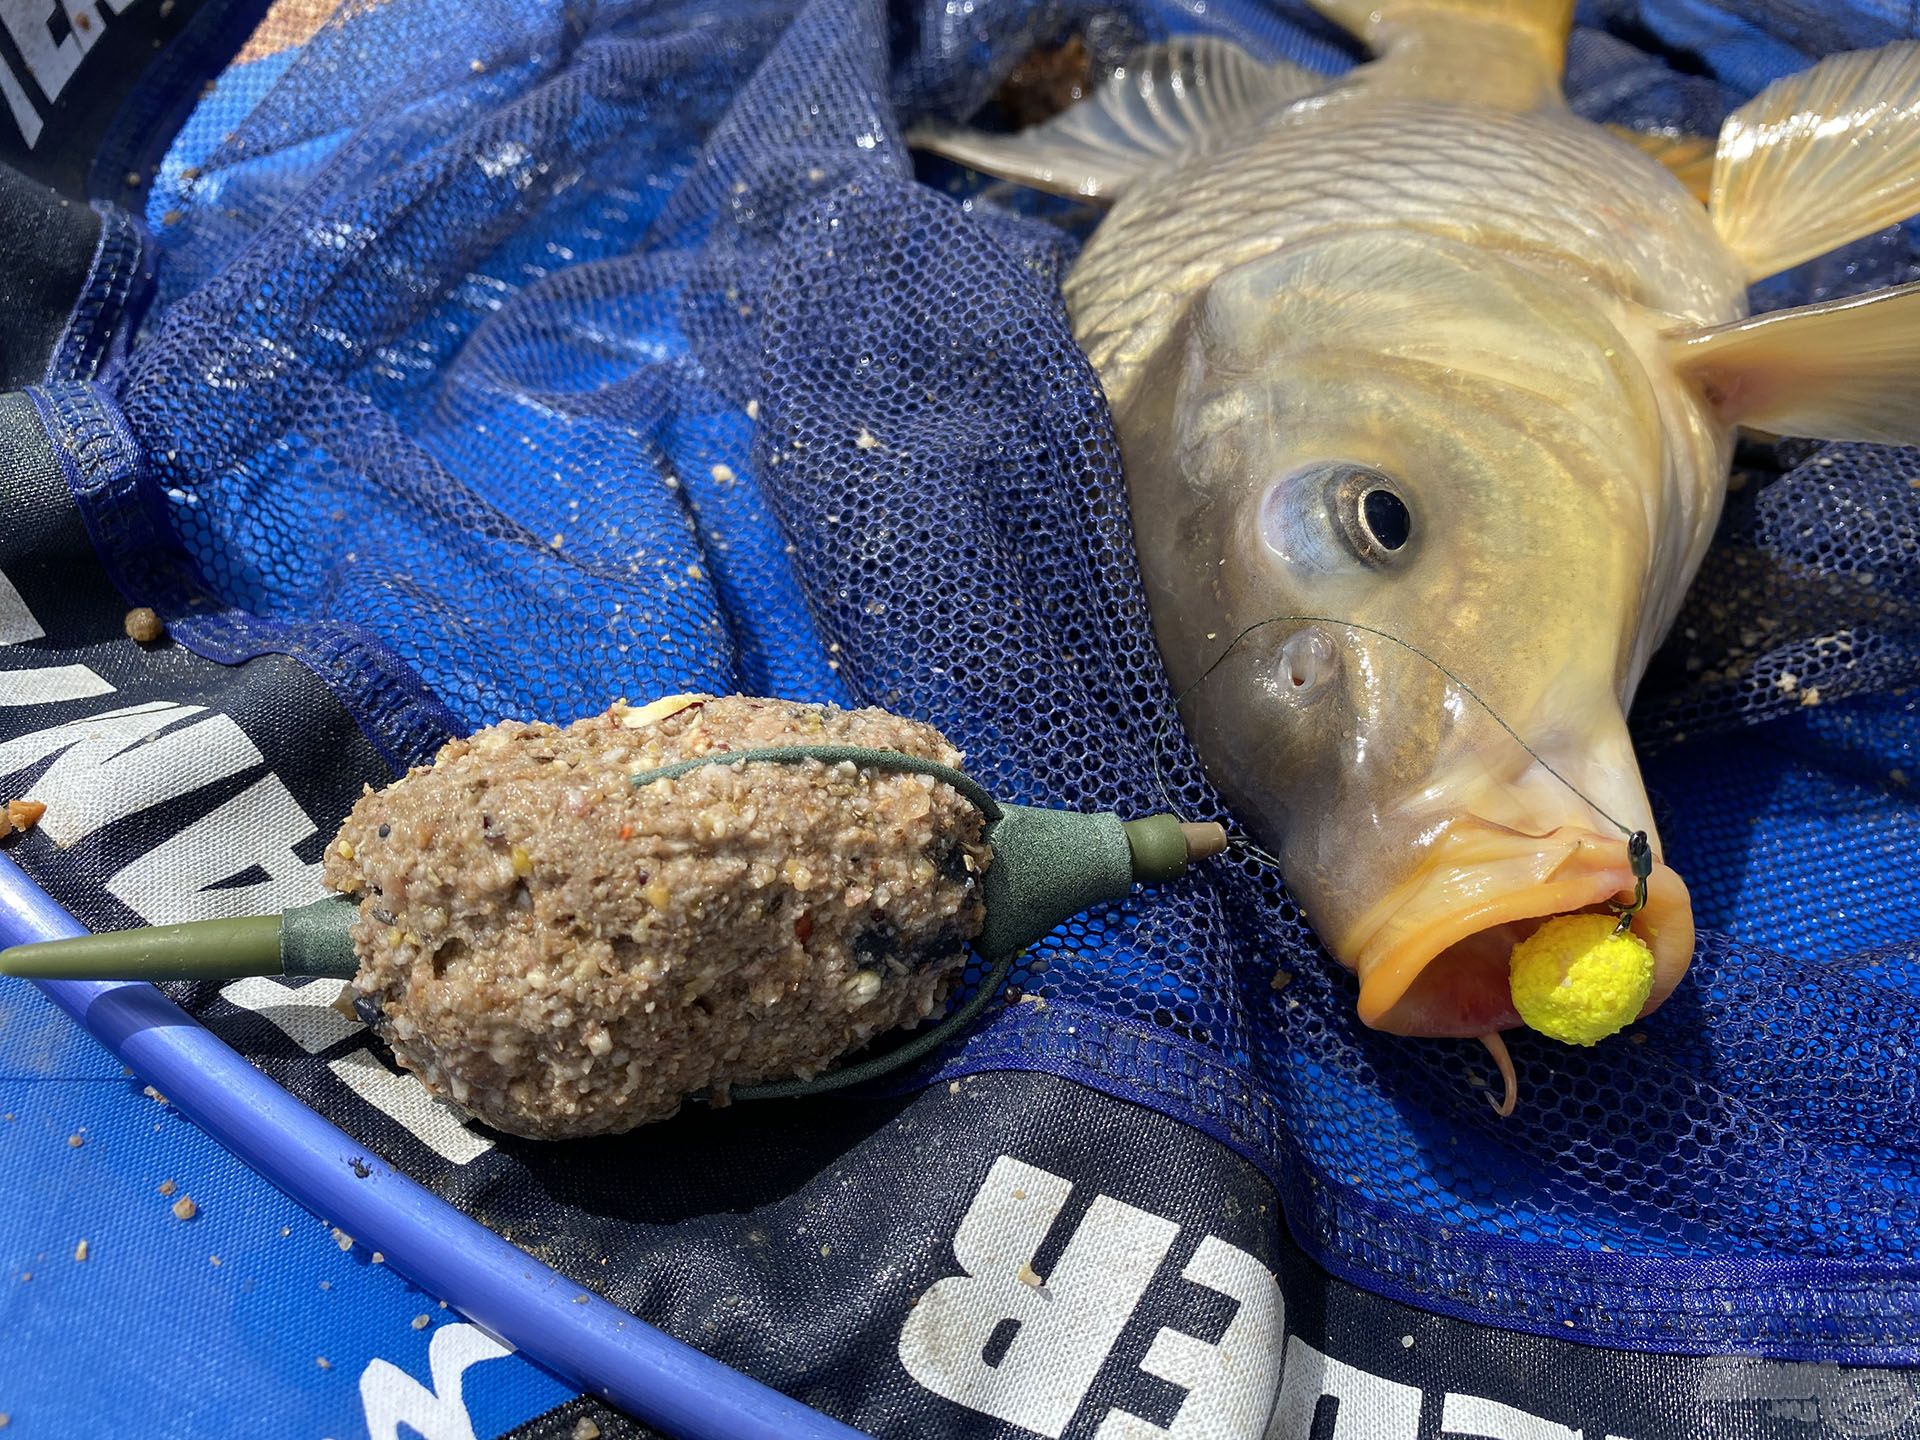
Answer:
[1345, 825, 1695, 1038]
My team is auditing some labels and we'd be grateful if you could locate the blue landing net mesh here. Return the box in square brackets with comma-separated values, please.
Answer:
[115, 0, 1920, 1356]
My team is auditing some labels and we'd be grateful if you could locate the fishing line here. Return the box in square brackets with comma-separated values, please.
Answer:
[1148, 613, 1653, 925]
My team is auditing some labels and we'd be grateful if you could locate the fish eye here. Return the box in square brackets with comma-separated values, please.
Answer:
[1259, 462, 1414, 574]
[1329, 464, 1413, 565]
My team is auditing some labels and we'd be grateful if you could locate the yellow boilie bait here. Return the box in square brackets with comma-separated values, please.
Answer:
[1510, 913, 1655, 1047]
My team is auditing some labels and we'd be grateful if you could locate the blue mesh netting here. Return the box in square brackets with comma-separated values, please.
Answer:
[100, 0, 1920, 1358]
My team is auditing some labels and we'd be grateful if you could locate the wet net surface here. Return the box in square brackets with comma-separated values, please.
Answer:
[99, 0, 1920, 1355]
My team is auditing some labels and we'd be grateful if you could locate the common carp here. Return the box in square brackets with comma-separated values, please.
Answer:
[916, 0, 1920, 1103]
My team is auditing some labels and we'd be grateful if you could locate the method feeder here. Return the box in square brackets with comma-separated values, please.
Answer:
[0, 746, 1227, 1100]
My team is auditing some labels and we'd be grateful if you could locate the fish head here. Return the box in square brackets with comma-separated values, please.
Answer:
[1121, 231, 1696, 1036]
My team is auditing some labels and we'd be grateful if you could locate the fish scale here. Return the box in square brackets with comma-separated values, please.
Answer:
[1067, 102, 1746, 406]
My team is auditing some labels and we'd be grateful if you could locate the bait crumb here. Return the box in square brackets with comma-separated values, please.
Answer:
[157, 1179, 176, 1196]
[1270, 969, 1292, 992]
[572, 1419, 603, 1440]
[819, 1244, 831, 1258]
[412, 1314, 431, 1330]
[333, 1227, 353, 1251]
[73, 1239, 88, 1262]
[123, 607, 165, 643]
[1799, 686, 1822, 706]
[469, 58, 485, 72]
[948, 1080, 961, 1094]
[319, 1281, 331, 1290]
[710, 463, 736, 484]
[209, 1255, 222, 1267]
[1775, 672, 1798, 693]
[572, 1294, 590, 1305]
[854, 427, 881, 450]
[745, 400, 759, 421]
[371, 1252, 385, 1265]
[66, 1134, 83, 1148]
[142, 1086, 169, 1105]
[171, 1196, 197, 1221]
[280, 1227, 291, 1238]
[1400, 1334, 1414, 1349]
[1015, 1261, 1043, 1289]
[315, 1357, 332, 1371]
[0, 799, 45, 837]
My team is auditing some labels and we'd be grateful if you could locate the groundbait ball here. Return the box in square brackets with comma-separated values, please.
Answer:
[322, 696, 992, 1140]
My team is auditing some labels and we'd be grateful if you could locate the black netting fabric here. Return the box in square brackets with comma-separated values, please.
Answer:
[81, 0, 1920, 1356]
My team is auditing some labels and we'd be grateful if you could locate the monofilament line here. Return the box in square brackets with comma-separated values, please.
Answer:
[1159, 613, 1643, 840]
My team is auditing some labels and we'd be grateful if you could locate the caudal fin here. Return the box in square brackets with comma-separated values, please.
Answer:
[1710, 42, 1920, 281]
[1310, 0, 1572, 70]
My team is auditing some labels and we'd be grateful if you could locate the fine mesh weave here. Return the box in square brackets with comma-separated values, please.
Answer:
[101, 0, 1920, 1355]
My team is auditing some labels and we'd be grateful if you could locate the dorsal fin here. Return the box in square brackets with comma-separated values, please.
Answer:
[907, 38, 1325, 201]
[1709, 41, 1920, 281]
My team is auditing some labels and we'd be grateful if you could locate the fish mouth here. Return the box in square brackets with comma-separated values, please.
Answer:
[1344, 824, 1694, 1038]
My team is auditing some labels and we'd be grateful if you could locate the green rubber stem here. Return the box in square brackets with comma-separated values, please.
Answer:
[0, 914, 286, 981]
[280, 895, 361, 978]
[728, 948, 1018, 1102]
[1123, 814, 1191, 884]
[0, 895, 360, 982]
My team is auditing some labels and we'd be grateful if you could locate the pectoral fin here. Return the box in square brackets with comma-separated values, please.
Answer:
[1710, 42, 1920, 281]
[1606, 126, 1714, 204]
[907, 38, 1324, 200]
[1665, 282, 1920, 445]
